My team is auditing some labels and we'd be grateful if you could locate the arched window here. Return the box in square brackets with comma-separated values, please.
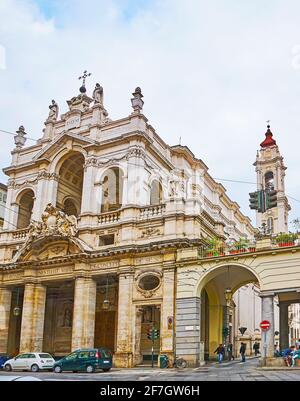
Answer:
[265, 171, 274, 191]
[63, 198, 78, 217]
[267, 217, 274, 234]
[150, 180, 163, 205]
[17, 189, 34, 229]
[56, 153, 84, 215]
[101, 167, 123, 213]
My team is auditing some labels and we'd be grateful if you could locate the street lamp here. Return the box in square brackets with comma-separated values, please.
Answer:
[225, 288, 233, 305]
[102, 276, 110, 310]
[13, 287, 21, 317]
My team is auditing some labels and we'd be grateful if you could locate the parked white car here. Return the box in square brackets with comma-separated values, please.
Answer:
[4, 353, 55, 372]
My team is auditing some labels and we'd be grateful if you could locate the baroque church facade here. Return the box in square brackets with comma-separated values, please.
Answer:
[0, 78, 298, 367]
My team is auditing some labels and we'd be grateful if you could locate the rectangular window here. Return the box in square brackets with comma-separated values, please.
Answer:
[99, 234, 115, 246]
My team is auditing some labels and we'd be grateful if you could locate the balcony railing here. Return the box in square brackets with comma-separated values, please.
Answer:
[199, 237, 300, 259]
[198, 244, 257, 259]
[98, 211, 120, 225]
[139, 204, 166, 219]
[12, 228, 30, 240]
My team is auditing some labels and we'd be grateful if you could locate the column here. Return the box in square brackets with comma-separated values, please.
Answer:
[20, 283, 46, 352]
[32, 175, 48, 220]
[279, 302, 290, 350]
[133, 308, 143, 366]
[71, 277, 96, 350]
[161, 267, 175, 363]
[261, 294, 275, 365]
[176, 297, 201, 367]
[0, 287, 12, 353]
[47, 175, 59, 206]
[114, 271, 134, 368]
[81, 164, 96, 214]
[3, 187, 18, 230]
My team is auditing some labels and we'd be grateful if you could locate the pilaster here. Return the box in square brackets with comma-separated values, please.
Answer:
[0, 287, 12, 353]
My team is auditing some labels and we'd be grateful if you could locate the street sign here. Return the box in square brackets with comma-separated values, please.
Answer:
[260, 320, 271, 331]
[239, 327, 247, 335]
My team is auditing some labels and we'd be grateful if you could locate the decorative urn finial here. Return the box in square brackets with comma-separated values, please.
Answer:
[14, 126, 27, 149]
[131, 87, 144, 113]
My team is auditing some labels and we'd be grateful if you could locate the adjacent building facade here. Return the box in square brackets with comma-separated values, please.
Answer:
[0, 183, 7, 230]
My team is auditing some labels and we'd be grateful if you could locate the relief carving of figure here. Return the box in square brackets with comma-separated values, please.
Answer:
[47, 100, 59, 121]
[62, 308, 72, 327]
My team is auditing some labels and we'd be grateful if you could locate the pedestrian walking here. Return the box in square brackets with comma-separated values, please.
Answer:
[253, 342, 260, 356]
[227, 343, 234, 360]
[214, 344, 225, 363]
[240, 342, 246, 362]
[283, 346, 295, 367]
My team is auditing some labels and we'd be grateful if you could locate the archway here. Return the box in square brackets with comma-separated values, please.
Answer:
[56, 153, 84, 216]
[197, 264, 260, 361]
[17, 189, 35, 229]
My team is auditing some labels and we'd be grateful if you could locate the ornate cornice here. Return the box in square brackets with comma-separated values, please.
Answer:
[7, 172, 59, 190]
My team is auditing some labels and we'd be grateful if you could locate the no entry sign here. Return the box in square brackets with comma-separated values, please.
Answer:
[260, 320, 271, 331]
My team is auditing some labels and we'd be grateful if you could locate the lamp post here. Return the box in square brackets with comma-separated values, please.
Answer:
[224, 288, 233, 357]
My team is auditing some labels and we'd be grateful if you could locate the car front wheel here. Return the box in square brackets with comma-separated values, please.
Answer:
[54, 365, 62, 373]
[86, 365, 94, 373]
[4, 364, 12, 372]
[31, 364, 39, 373]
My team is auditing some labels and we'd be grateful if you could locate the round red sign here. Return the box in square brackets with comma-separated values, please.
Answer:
[260, 320, 271, 331]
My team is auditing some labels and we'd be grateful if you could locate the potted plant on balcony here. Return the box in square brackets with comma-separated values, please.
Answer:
[232, 237, 249, 254]
[275, 232, 297, 247]
[205, 238, 224, 257]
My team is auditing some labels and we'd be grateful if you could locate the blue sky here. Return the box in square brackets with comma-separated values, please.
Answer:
[1, 0, 300, 227]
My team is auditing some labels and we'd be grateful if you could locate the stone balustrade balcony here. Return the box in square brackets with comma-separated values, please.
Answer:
[198, 234, 300, 259]
[139, 204, 166, 220]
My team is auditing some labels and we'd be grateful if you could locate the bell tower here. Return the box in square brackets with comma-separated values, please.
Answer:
[253, 124, 290, 234]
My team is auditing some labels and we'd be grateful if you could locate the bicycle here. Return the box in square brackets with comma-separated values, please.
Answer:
[173, 357, 187, 369]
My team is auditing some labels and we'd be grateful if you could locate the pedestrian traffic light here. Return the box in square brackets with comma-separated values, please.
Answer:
[265, 190, 277, 210]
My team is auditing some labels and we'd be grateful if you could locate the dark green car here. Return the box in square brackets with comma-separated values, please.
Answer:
[53, 348, 112, 373]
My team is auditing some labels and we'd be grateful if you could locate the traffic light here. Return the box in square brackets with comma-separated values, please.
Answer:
[147, 328, 160, 340]
[153, 329, 160, 339]
[265, 190, 277, 210]
[222, 327, 229, 337]
[249, 191, 259, 210]
[249, 190, 266, 213]
[147, 328, 152, 340]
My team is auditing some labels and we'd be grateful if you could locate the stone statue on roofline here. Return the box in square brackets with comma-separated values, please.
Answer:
[93, 83, 104, 105]
[47, 99, 59, 121]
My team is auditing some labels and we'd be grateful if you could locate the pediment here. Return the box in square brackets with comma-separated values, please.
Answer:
[13, 235, 92, 263]
[33, 131, 98, 162]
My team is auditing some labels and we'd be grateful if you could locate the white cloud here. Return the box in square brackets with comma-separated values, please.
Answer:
[1, 0, 300, 225]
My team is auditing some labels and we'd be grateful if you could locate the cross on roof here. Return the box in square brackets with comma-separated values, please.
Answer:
[78, 70, 92, 87]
